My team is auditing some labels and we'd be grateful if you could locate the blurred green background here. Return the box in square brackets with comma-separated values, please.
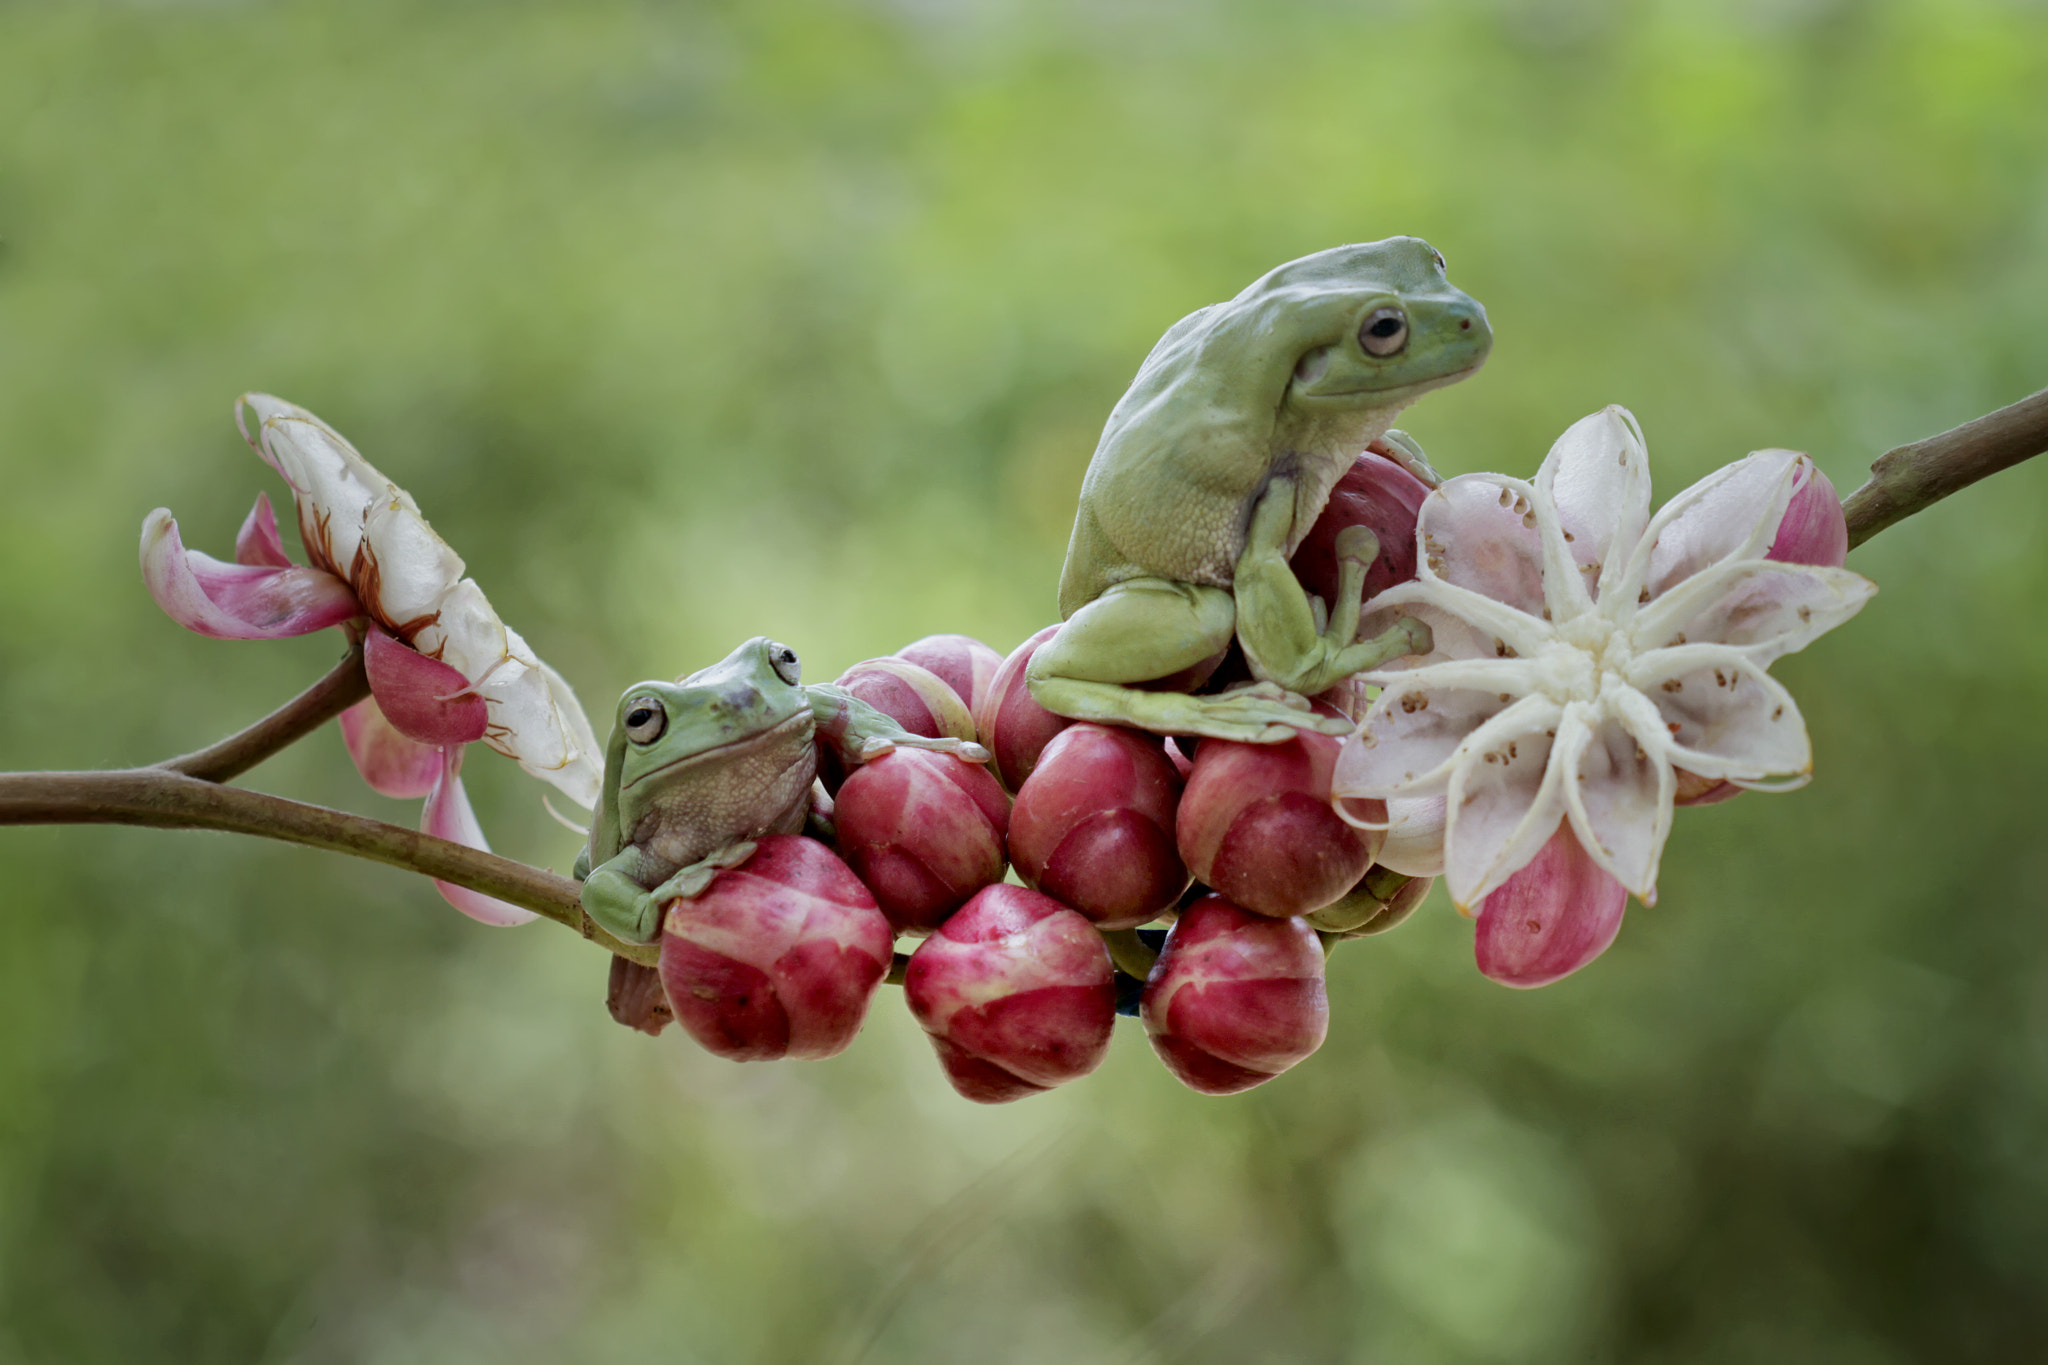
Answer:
[4, 1, 2047, 1361]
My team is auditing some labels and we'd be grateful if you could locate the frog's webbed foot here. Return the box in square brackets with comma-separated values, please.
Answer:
[651, 841, 760, 903]
[855, 735, 991, 765]
[1371, 428, 1443, 488]
[1236, 477, 1433, 697]
[1024, 578, 1342, 744]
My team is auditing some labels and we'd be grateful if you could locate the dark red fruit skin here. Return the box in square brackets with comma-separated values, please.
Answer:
[657, 835, 894, 1062]
[832, 749, 1010, 931]
[1009, 724, 1188, 929]
[896, 633, 1004, 716]
[1176, 722, 1380, 918]
[974, 624, 1073, 792]
[833, 657, 976, 742]
[1288, 450, 1431, 608]
[904, 884, 1116, 1104]
[1141, 895, 1328, 1095]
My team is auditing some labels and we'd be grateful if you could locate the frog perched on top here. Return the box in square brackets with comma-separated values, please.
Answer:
[1028, 238, 1491, 743]
[574, 636, 987, 945]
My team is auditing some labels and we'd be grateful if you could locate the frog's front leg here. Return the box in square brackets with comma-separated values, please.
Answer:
[810, 687, 991, 766]
[1372, 428, 1443, 489]
[1234, 474, 1432, 697]
[581, 841, 763, 944]
[1026, 577, 1349, 743]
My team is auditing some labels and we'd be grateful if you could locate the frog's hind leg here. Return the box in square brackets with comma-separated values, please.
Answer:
[1026, 577, 1345, 743]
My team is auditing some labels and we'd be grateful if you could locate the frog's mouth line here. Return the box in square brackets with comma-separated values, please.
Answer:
[1296, 359, 1488, 405]
[620, 710, 813, 791]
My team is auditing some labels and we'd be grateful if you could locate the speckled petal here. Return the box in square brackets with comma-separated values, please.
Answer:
[1631, 559, 1875, 666]
[1441, 698, 1574, 909]
[1416, 475, 1553, 620]
[1629, 646, 1811, 786]
[1533, 405, 1652, 606]
[1371, 795, 1448, 877]
[1562, 693, 1674, 902]
[1620, 448, 1805, 606]
[1337, 668, 1543, 801]
[1358, 579, 1553, 672]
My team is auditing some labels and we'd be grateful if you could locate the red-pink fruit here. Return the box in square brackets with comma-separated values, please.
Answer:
[973, 624, 1073, 791]
[1473, 822, 1627, 989]
[1009, 724, 1187, 929]
[834, 657, 979, 744]
[1289, 450, 1432, 608]
[658, 835, 894, 1061]
[904, 884, 1116, 1103]
[832, 749, 1011, 931]
[896, 633, 1004, 716]
[1141, 895, 1328, 1095]
[1176, 720, 1382, 918]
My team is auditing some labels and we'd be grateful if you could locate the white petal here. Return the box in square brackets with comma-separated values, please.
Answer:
[1376, 796, 1448, 877]
[1626, 646, 1811, 784]
[1615, 448, 1804, 608]
[1337, 667, 1543, 798]
[1533, 405, 1652, 606]
[1561, 693, 1674, 902]
[1630, 559, 1876, 666]
[1358, 579, 1554, 672]
[358, 494, 468, 631]
[1441, 698, 1572, 908]
[1416, 476, 1552, 619]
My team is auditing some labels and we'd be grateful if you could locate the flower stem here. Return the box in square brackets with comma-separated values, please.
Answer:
[1100, 927, 1160, 981]
[165, 639, 371, 783]
[0, 766, 657, 965]
[1842, 385, 2048, 550]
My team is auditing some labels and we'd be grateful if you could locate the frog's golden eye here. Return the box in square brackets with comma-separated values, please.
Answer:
[1360, 307, 1409, 357]
[769, 643, 802, 686]
[624, 696, 668, 745]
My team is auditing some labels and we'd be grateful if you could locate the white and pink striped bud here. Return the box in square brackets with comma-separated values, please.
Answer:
[903, 885, 1116, 1103]
[657, 835, 895, 1060]
[972, 625, 1074, 791]
[895, 633, 1004, 716]
[1176, 719, 1381, 918]
[832, 749, 1011, 931]
[1008, 724, 1189, 929]
[1141, 895, 1328, 1095]
[833, 657, 980, 745]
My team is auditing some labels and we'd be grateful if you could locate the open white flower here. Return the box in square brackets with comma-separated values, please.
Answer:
[1333, 406, 1875, 922]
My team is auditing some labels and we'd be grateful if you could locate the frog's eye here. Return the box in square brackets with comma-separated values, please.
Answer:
[769, 643, 802, 686]
[623, 696, 668, 745]
[1360, 307, 1409, 358]
[1432, 249, 1447, 272]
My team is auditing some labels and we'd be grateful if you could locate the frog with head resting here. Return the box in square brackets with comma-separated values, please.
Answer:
[1027, 237, 1491, 743]
[574, 636, 988, 945]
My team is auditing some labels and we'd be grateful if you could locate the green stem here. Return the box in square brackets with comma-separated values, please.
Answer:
[1841, 385, 2048, 550]
[0, 766, 657, 965]
[1100, 927, 1159, 981]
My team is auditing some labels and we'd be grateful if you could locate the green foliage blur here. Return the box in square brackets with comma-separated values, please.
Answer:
[3, 1, 2047, 1360]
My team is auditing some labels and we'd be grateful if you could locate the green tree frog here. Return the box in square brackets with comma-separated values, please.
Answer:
[1028, 237, 1491, 743]
[574, 636, 988, 944]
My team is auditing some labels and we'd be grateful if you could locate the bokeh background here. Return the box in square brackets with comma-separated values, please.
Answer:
[4, 2, 2048, 1361]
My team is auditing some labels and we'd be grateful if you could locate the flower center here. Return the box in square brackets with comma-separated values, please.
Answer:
[1533, 612, 1636, 705]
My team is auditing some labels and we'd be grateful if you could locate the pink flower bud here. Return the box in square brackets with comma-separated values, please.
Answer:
[658, 835, 895, 1060]
[972, 624, 1074, 791]
[1288, 451, 1432, 609]
[904, 884, 1116, 1103]
[896, 633, 1004, 715]
[1008, 724, 1188, 929]
[1176, 722, 1381, 918]
[833, 657, 980, 744]
[832, 749, 1011, 931]
[1767, 457, 1849, 569]
[1473, 822, 1627, 989]
[1141, 895, 1328, 1095]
